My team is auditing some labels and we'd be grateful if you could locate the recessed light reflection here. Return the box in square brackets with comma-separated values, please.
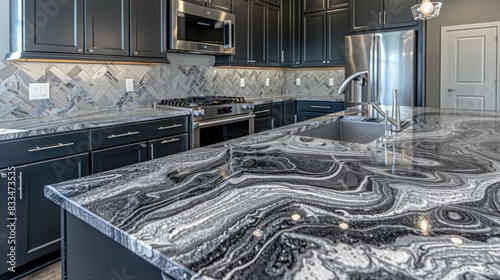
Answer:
[339, 222, 349, 230]
[291, 214, 301, 221]
[418, 214, 431, 236]
[450, 236, 464, 245]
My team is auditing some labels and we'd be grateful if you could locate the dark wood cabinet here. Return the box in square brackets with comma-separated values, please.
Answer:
[327, 8, 349, 65]
[297, 101, 344, 121]
[232, 0, 250, 63]
[251, 0, 267, 64]
[85, 0, 130, 56]
[283, 100, 296, 125]
[267, 4, 281, 65]
[272, 102, 284, 128]
[350, 0, 417, 32]
[292, 0, 302, 65]
[303, 0, 327, 13]
[130, 0, 168, 58]
[255, 117, 273, 133]
[302, 12, 327, 65]
[281, 0, 292, 66]
[149, 134, 189, 160]
[91, 142, 148, 173]
[14, 154, 89, 267]
[328, 0, 348, 9]
[24, 0, 84, 54]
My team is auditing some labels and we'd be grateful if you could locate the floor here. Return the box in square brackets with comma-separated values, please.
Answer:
[19, 262, 61, 280]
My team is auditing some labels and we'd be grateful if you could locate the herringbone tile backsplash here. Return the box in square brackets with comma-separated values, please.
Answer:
[0, 60, 344, 120]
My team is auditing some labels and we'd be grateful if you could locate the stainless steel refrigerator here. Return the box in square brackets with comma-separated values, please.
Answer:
[343, 30, 416, 108]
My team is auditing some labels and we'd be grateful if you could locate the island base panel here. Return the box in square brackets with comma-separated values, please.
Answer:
[63, 211, 172, 280]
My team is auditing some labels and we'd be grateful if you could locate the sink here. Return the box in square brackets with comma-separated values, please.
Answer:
[296, 118, 387, 144]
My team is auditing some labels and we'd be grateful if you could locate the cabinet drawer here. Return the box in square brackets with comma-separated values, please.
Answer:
[0, 131, 90, 168]
[91, 142, 148, 173]
[149, 133, 189, 160]
[298, 101, 344, 113]
[90, 117, 189, 150]
[253, 104, 272, 118]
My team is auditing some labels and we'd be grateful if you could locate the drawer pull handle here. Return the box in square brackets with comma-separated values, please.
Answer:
[254, 109, 270, 114]
[107, 131, 140, 139]
[28, 142, 75, 152]
[157, 124, 183, 131]
[311, 105, 331, 109]
[150, 144, 155, 160]
[161, 138, 180, 144]
[18, 172, 23, 200]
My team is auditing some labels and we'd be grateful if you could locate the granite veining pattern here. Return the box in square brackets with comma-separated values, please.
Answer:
[0, 107, 190, 141]
[45, 108, 500, 279]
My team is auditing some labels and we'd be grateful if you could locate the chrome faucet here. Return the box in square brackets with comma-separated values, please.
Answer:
[337, 70, 369, 95]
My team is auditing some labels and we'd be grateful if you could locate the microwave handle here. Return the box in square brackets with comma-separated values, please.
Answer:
[224, 20, 233, 49]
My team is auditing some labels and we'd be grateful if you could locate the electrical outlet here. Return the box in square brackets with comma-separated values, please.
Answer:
[29, 83, 50, 100]
[265, 78, 270, 87]
[126, 79, 134, 92]
[240, 78, 245, 88]
[329, 78, 335, 87]
[296, 78, 301, 86]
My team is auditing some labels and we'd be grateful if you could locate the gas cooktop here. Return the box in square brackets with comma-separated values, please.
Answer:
[158, 96, 248, 108]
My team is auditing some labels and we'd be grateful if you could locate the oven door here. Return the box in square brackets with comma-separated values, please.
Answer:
[171, 0, 235, 54]
[194, 114, 255, 148]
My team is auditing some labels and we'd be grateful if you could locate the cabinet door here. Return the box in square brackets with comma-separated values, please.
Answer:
[292, 0, 302, 65]
[85, 0, 130, 56]
[250, 0, 267, 64]
[283, 100, 296, 125]
[328, 0, 348, 9]
[303, 0, 327, 13]
[266, 0, 280, 6]
[232, 0, 249, 63]
[299, 111, 328, 121]
[267, 5, 281, 65]
[91, 142, 147, 173]
[327, 8, 349, 65]
[272, 102, 284, 128]
[383, 0, 418, 29]
[15, 154, 89, 267]
[149, 134, 189, 160]
[281, 0, 292, 66]
[255, 116, 273, 133]
[302, 12, 327, 65]
[24, 0, 84, 53]
[208, 0, 232, 12]
[350, 0, 383, 32]
[130, 0, 168, 58]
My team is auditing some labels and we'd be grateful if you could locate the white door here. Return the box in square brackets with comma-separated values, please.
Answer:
[441, 23, 499, 110]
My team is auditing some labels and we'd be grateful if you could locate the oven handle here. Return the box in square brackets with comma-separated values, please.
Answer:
[224, 20, 233, 49]
[197, 114, 255, 128]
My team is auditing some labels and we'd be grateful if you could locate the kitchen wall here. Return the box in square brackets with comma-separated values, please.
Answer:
[425, 0, 500, 107]
[0, 0, 345, 120]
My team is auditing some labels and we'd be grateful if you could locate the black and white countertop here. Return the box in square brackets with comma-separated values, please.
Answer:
[45, 106, 500, 279]
[0, 107, 190, 141]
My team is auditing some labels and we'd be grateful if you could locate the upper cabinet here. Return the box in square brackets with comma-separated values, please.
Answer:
[303, 0, 327, 13]
[183, 0, 232, 12]
[85, 0, 130, 56]
[350, 0, 418, 32]
[328, 0, 348, 9]
[7, 0, 169, 62]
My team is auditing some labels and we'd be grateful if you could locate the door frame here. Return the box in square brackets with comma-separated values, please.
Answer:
[440, 21, 500, 110]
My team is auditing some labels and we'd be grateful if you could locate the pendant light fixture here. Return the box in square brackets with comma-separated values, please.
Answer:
[411, 0, 442, 20]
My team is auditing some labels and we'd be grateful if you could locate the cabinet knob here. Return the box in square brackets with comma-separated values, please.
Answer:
[133, 51, 138, 55]
[87, 49, 94, 53]
[77, 48, 83, 53]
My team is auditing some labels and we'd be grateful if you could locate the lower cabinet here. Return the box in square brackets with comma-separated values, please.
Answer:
[91, 142, 148, 173]
[149, 134, 189, 160]
[254, 101, 297, 133]
[283, 100, 296, 125]
[297, 101, 345, 122]
[0, 153, 89, 275]
[272, 102, 284, 129]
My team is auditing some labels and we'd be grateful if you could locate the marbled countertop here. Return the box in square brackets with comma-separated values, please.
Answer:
[0, 107, 190, 141]
[45, 107, 500, 279]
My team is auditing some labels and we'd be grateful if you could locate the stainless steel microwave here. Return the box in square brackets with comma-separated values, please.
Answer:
[170, 0, 235, 55]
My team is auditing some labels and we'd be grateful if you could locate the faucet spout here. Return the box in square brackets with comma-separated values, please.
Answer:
[337, 70, 369, 95]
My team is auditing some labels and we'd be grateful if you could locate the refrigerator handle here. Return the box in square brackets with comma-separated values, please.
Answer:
[376, 35, 382, 103]
[369, 36, 376, 103]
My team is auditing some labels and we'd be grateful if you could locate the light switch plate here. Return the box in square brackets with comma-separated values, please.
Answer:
[126, 79, 134, 92]
[265, 78, 270, 87]
[29, 83, 50, 100]
[240, 78, 245, 88]
[329, 78, 335, 87]
[296, 78, 301, 86]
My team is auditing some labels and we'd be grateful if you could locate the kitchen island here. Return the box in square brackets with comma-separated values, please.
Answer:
[45, 106, 500, 279]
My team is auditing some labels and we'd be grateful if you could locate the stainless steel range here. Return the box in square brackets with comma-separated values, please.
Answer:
[156, 96, 255, 148]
